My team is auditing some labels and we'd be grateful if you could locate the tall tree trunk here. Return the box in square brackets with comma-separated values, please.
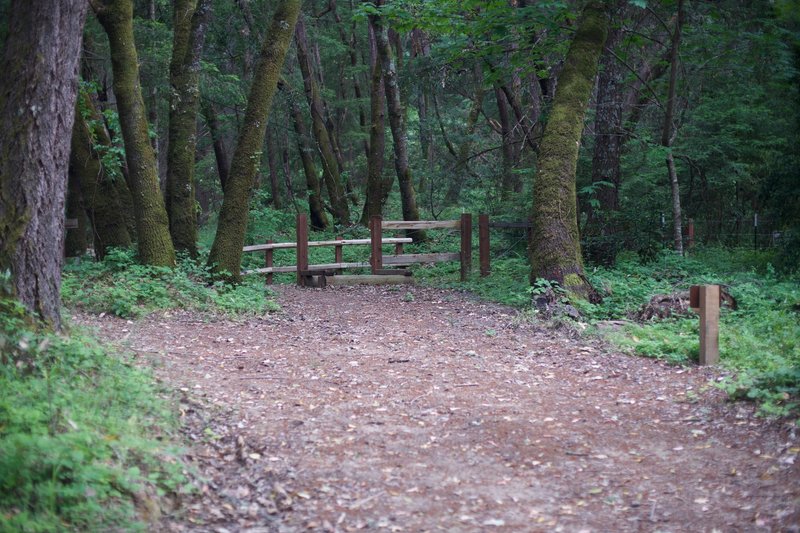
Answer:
[65, 170, 88, 258]
[265, 127, 283, 209]
[92, 0, 176, 266]
[207, 0, 301, 280]
[360, 22, 386, 225]
[495, 86, 520, 198]
[662, 0, 685, 254]
[586, 27, 624, 266]
[295, 15, 350, 225]
[286, 85, 329, 230]
[370, 3, 424, 241]
[70, 95, 133, 258]
[166, 0, 211, 257]
[280, 135, 298, 212]
[201, 99, 231, 192]
[444, 65, 485, 205]
[529, 1, 608, 301]
[0, 0, 87, 328]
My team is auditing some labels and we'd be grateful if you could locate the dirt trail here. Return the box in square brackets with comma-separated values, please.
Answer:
[76, 286, 799, 532]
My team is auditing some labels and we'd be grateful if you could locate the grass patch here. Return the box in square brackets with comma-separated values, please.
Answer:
[0, 297, 189, 531]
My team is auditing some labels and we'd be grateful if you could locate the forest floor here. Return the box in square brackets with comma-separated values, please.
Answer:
[76, 285, 800, 532]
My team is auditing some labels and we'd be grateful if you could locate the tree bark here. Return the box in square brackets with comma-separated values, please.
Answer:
[0, 0, 87, 328]
[529, 1, 608, 301]
[265, 127, 283, 209]
[662, 0, 685, 254]
[586, 27, 624, 266]
[207, 0, 301, 280]
[495, 86, 521, 198]
[444, 65, 485, 205]
[295, 15, 350, 225]
[70, 95, 133, 258]
[360, 21, 386, 225]
[201, 99, 231, 192]
[286, 84, 329, 230]
[65, 170, 88, 258]
[370, 3, 424, 241]
[166, 0, 211, 257]
[93, 0, 176, 266]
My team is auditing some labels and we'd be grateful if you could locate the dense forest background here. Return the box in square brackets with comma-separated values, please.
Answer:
[2, 0, 795, 275]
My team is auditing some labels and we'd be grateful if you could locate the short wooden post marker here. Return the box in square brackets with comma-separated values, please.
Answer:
[690, 284, 719, 365]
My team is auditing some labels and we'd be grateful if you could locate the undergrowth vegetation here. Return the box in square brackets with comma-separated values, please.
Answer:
[62, 248, 278, 318]
[0, 295, 189, 531]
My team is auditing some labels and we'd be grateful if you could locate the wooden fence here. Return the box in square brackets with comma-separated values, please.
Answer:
[369, 214, 473, 282]
[242, 213, 472, 286]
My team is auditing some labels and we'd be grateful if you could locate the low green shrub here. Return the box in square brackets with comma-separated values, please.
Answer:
[0, 298, 188, 531]
[62, 248, 278, 319]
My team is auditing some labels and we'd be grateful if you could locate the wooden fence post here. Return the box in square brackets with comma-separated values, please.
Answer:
[370, 215, 383, 274]
[265, 239, 274, 285]
[296, 213, 308, 286]
[479, 214, 490, 277]
[335, 236, 343, 274]
[460, 213, 472, 282]
[691, 284, 720, 365]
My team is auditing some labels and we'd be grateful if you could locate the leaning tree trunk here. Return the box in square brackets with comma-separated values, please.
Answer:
[92, 0, 176, 266]
[662, 0, 685, 254]
[295, 15, 350, 226]
[201, 99, 231, 192]
[529, 1, 608, 301]
[166, 0, 211, 257]
[370, 4, 425, 241]
[0, 0, 87, 328]
[70, 95, 133, 258]
[286, 85, 329, 230]
[207, 0, 301, 281]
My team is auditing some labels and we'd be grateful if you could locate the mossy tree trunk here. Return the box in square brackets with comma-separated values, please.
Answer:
[529, 1, 608, 301]
[0, 0, 88, 329]
[295, 15, 350, 226]
[92, 0, 176, 267]
[207, 0, 301, 280]
[360, 21, 386, 225]
[70, 94, 133, 258]
[166, 0, 211, 258]
[370, 3, 425, 241]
